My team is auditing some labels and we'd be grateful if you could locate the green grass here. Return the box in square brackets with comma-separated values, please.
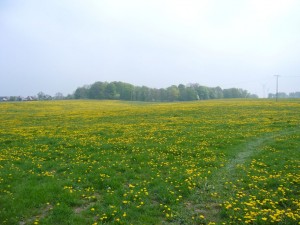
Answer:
[0, 99, 299, 224]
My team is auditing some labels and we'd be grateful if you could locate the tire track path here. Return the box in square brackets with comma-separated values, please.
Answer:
[194, 127, 300, 223]
[221, 127, 299, 179]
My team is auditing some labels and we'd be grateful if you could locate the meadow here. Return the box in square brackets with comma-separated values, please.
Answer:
[0, 99, 299, 225]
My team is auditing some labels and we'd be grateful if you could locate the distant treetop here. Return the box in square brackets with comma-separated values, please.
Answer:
[73, 81, 258, 101]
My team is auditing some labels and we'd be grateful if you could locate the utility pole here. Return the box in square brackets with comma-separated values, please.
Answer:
[274, 75, 280, 101]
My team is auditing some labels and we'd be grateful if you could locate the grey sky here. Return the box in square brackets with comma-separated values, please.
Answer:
[1, 0, 299, 97]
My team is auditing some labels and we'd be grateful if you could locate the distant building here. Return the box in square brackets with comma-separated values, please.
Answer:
[22, 96, 37, 101]
[0, 97, 8, 101]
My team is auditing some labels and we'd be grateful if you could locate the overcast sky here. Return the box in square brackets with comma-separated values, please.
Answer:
[1, 0, 299, 97]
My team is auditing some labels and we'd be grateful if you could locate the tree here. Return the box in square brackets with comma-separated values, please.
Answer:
[249, 94, 259, 98]
[89, 82, 107, 99]
[37, 92, 46, 100]
[104, 83, 117, 99]
[54, 92, 64, 100]
[178, 84, 187, 101]
[278, 92, 288, 98]
[118, 82, 135, 100]
[9, 96, 17, 101]
[289, 92, 300, 98]
[72, 81, 257, 102]
[150, 88, 161, 101]
[141, 86, 149, 101]
[74, 86, 89, 99]
[37, 92, 52, 100]
[268, 93, 276, 99]
[223, 88, 250, 98]
[195, 86, 209, 100]
[239, 89, 249, 98]
[214, 86, 223, 99]
[185, 86, 198, 100]
[223, 88, 241, 98]
[166, 85, 180, 101]
[159, 88, 168, 101]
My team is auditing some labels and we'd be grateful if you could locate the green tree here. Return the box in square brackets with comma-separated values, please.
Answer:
[74, 86, 89, 99]
[119, 82, 135, 100]
[195, 86, 209, 100]
[105, 83, 117, 99]
[89, 82, 107, 99]
[166, 85, 180, 101]
[178, 84, 187, 101]
[214, 86, 223, 99]
[159, 88, 168, 101]
[54, 92, 64, 100]
[223, 88, 248, 98]
[185, 86, 198, 100]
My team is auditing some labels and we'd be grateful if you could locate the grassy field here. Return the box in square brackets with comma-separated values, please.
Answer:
[0, 99, 299, 225]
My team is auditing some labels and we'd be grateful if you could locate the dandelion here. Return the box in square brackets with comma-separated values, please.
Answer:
[1, 100, 299, 224]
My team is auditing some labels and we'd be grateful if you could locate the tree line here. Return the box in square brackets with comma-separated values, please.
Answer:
[73, 81, 258, 101]
[268, 92, 300, 99]
[3, 82, 299, 102]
